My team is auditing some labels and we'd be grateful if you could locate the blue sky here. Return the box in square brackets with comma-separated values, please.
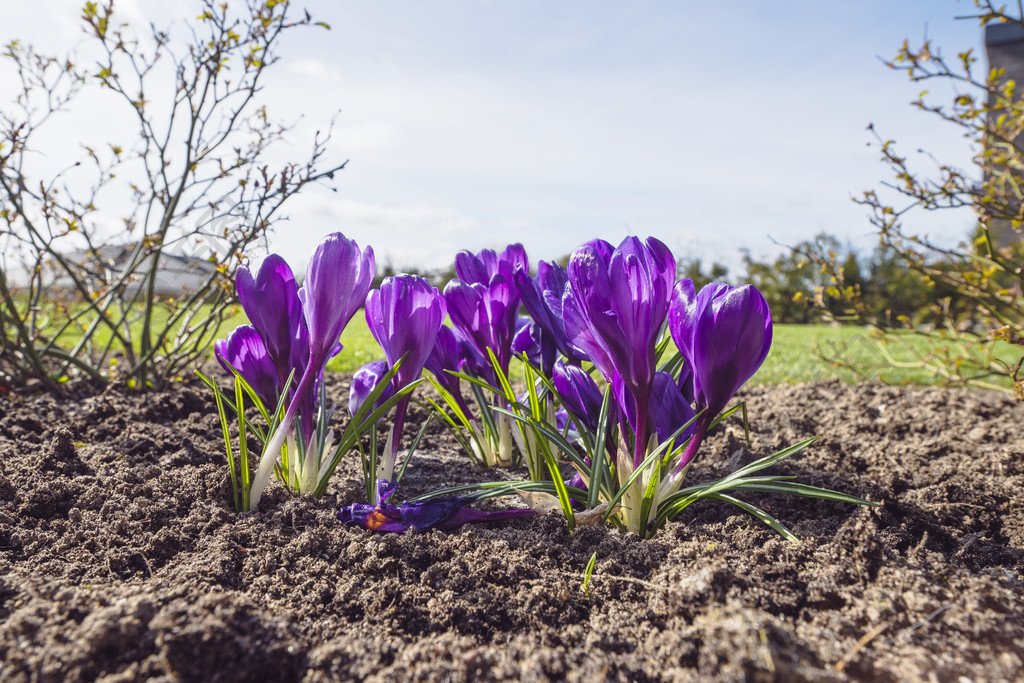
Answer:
[2, 0, 986, 275]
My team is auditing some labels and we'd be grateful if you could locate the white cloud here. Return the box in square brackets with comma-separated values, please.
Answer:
[268, 196, 488, 272]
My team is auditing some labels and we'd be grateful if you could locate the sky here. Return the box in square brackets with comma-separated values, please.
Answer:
[0, 0, 989, 276]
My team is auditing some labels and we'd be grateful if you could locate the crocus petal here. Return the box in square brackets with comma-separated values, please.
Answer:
[302, 233, 375, 365]
[424, 325, 462, 389]
[455, 248, 498, 285]
[562, 242, 618, 382]
[215, 324, 279, 406]
[516, 260, 587, 363]
[337, 501, 405, 533]
[424, 325, 473, 415]
[649, 371, 697, 444]
[234, 254, 303, 384]
[512, 317, 556, 376]
[338, 493, 534, 533]
[432, 505, 534, 531]
[376, 478, 399, 504]
[605, 236, 675, 397]
[611, 372, 636, 437]
[456, 243, 528, 286]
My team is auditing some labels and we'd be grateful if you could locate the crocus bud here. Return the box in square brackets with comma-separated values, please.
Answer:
[300, 232, 375, 366]
[553, 361, 604, 433]
[234, 254, 303, 386]
[365, 274, 446, 391]
[215, 324, 280, 407]
[669, 281, 772, 417]
[348, 360, 392, 416]
[516, 260, 587, 363]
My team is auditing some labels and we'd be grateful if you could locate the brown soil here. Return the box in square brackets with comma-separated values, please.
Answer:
[0, 376, 1021, 682]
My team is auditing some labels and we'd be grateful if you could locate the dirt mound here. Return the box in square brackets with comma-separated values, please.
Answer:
[0, 378, 1021, 681]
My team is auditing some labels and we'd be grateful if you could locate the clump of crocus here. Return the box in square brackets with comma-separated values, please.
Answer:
[350, 274, 445, 503]
[562, 236, 676, 466]
[203, 232, 410, 511]
[415, 236, 871, 539]
[431, 244, 529, 468]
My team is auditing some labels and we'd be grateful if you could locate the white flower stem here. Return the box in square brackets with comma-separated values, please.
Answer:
[249, 360, 318, 509]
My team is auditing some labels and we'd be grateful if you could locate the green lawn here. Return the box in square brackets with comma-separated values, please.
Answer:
[21, 295, 1019, 392]
[756, 324, 1018, 391]
[324, 319, 1019, 392]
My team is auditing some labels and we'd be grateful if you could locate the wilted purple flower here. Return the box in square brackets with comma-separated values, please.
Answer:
[338, 479, 533, 533]
[234, 254, 304, 388]
[668, 281, 772, 418]
[562, 236, 675, 464]
[300, 233, 375, 367]
[516, 260, 586, 363]
[215, 325, 279, 407]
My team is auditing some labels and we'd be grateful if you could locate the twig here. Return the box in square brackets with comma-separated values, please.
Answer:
[834, 621, 890, 674]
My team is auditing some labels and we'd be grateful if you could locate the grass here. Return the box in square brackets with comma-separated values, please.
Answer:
[758, 324, 1019, 391]
[327, 320, 1020, 392]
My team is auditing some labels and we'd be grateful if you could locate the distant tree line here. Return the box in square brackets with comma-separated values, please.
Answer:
[679, 230, 1024, 329]
[381, 230, 1011, 329]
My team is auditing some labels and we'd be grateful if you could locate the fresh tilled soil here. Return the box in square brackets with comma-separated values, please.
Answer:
[0, 375, 1021, 682]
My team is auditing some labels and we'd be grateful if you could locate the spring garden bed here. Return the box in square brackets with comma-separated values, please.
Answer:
[0, 375, 1021, 681]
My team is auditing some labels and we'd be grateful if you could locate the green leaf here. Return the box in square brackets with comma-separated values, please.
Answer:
[711, 493, 799, 543]
[581, 552, 597, 594]
[203, 370, 240, 512]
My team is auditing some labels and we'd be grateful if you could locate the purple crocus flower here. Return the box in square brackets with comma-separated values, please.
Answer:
[366, 275, 446, 391]
[234, 254, 304, 389]
[424, 325, 473, 417]
[250, 232, 375, 508]
[516, 260, 586, 364]
[444, 277, 518, 382]
[562, 236, 676, 465]
[299, 233, 375, 368]
[511, 316, 557, 377]
[215, 324, 280, 407]
[444, 244, 528, 380]
[553, 361, 604, 433]
[669, 281, 772, 418]
[668, 280, 772, 471]
[338, 480, 534, 534]
[361, 275, 446, 496]
[348, 360, 393, 415]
